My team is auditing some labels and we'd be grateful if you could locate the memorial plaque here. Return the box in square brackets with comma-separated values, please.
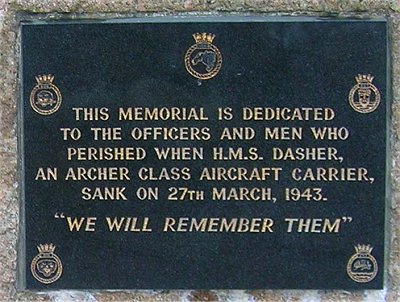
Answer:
[18, 17, 389, 290]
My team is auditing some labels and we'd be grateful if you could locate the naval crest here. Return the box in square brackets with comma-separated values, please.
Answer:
[347, 244, 378, 283]
[348, 74, 380, 113]
[184, 33, 222, 80]
[31, 243, 63, 284]
[30, 74, 62, 115]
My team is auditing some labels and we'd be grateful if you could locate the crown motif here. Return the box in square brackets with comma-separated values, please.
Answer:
[354, 244, 373, 254]
[35, 74, 54, 84]
[193, 33, 215, 44]
[37, 243, 56, 253]
[355, 74, 374, 84]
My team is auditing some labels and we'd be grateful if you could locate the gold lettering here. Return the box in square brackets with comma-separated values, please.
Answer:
[119, 107, 208, 121]
[264, 127, 302, 140]
[65, 167, 130, 181]
[35, 167, 57, 180]
[285, 218, 343, 233]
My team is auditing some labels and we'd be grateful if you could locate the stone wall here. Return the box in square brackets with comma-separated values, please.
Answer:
[0, 0, 399, 301]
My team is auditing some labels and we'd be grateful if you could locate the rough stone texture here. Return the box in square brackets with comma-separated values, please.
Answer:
[0, 0, 398, 301]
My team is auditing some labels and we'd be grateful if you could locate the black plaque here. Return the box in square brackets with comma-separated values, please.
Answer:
[18, 17, 389, 290]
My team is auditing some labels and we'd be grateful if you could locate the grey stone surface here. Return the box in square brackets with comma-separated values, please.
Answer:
[0, 0, 399, 301]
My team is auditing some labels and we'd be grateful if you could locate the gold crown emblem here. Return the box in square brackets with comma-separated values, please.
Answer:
[35, 74, 55, 84]
[355, 74, 374, 84]
[37, 243, 56, 253]
[354, 244, 373, 254]
[193, 33, 215, 44]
